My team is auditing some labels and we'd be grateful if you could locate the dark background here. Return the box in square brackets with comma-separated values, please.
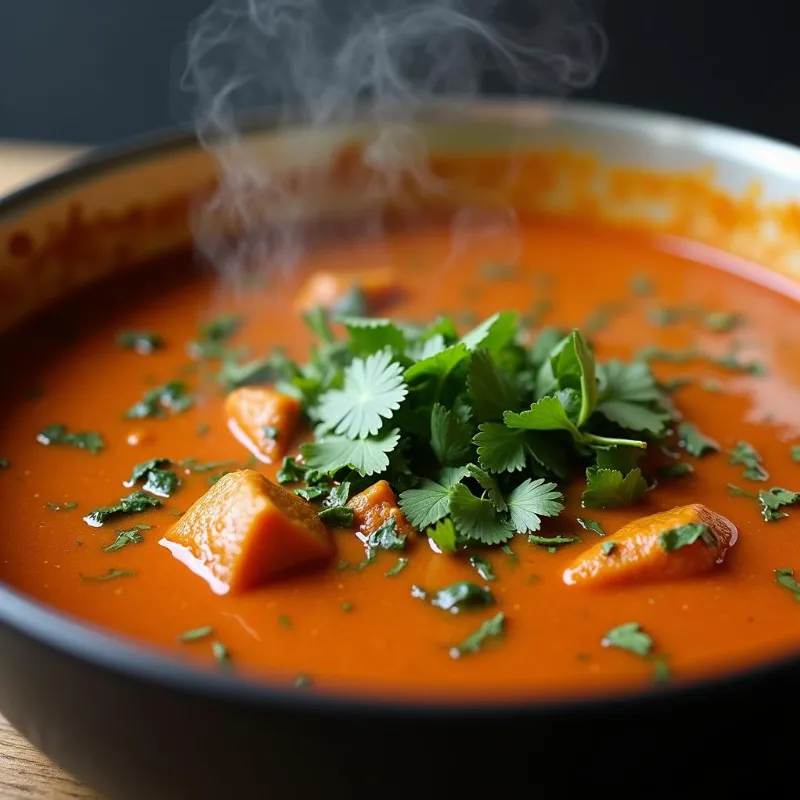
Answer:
[0, 0, 796, 146]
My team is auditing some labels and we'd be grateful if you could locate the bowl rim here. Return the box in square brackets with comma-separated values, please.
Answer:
[2, 97, 799, 718]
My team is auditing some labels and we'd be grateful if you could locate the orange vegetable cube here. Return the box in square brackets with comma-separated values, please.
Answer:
[162, 470, 333, 595]
[294, 267, 400, 313]
[563, 503, 738, 589]
[347, 480, 414, 538]
[224, 387, 301, 464]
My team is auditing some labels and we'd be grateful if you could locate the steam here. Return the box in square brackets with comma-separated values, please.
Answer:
[182, 0, 606, 287]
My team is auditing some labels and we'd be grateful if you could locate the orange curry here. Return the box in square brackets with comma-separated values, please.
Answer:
[1, 213, 800, 701]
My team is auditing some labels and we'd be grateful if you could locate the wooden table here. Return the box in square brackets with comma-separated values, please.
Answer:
[0, 141, 102, 799]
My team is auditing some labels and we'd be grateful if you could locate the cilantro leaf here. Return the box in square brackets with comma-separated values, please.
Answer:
[339, 317, 407, 356]
[730, 441, 768, 481]
[449, 483, 515, 545]
[602, 622, 653, 657]
[528, 534, 579, 548]
[474, 423, 526, 473]
[775, 568, 800, 601]
[277, 456, 306, 484]
[103, 525, 150, 552]
[317, 349, 407, 438]
[677, 422, 720, 458]
[431, 582, 495, 614]
[385, 557, 409, 576]
[125, 381, 193, 419]
[658, 462, 694, 479]
[466, 463, 507, 511]
[430, 403, 473, 466]
[118, 331, 164, 354]
[426, 517, 457, 554]
[123, 458, 180, 498]
[596, 446, 643, 474]
[506, 478, 564, 533]
[595, 399, 670, 435]
[404, 343, 469, 388]
[460, 312, 517, 356]
[37, 424, 105, 455]
[398, 480, 452, 529]
[577, 518, 606, 536]
[504, 395, 581, 436]
[178, 625, 214, 642]
[759, 487, 800, 522]
[582, 467, 647, 508]
[449, 611, 505, 659]
[469, 555, 497, 581]
[300, 428, 400, 477]
[659, 523, 716, 552]
[83, 491, 163, 527]
[318, 506, 355, 526]
[468, 348, 519, 421]
[365, 518, 407, 552]
[80, 569, 136, 583]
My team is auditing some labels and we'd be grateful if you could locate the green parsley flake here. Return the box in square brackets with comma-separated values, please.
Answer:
[528, 534, 579, 548]
[630, 274, 654, 296]
[703, 311, 743, 332]
[278, 615, 292, 629]
[102, 525, 151, 552]
[449, 612, 506, 659]
[118, 331, 165, 354]
[775, 568, 800, 601]
[677, 422, 720, 458]
[80, 569, 136, 583]
[46, 501, 78, 511]
[211, 641, 231, 666]
[577, 518, 605, 536]
[582, 467, 647, 508]
[385, 557, 409, 577]
[124, 458, 180, 498]
[0, 459, 9, 469]
[431, 582, 495, 614]
[37, 424, 104, 455]
[601, 622, 653, 657]
[658, 523, 716, 552]
[729, 442, 768, 481]
[178, 626, 214, 643]
[84, 491, 162, 527]
[318, 506, 354, 527]
[758, 488, 800, 522]
[125, 381, 193, 419]
[469, 555, 497, 581]
[657, 462, 694, 479]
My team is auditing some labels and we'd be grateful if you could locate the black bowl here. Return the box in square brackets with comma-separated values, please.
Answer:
[0, 104, 798, 798]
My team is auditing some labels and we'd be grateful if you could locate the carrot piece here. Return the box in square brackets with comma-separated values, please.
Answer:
[224, 387, 301, 464]
[162, 470, 333, 595]
[294, 267, 400, 313]
[347, 480, 414, 538]
[563, 504, 738, 588]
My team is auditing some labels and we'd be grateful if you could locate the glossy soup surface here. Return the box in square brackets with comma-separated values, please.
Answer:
[2, 218, 800, 701]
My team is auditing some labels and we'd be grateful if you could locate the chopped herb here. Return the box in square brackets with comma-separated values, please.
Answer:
[385, 557, 409, 576]
[647, 306, 684, 326]
[601, 541, 617, 556]
[196, 423, 210, 437]
[715, 352, 765, 376]
[791, 446, 800, 463]
[178, 625, 214, 642]
[449, 612, 505, 659]
[123, 458, 180, 498]
[118, 331, 165, 354]
[602, 622, 653, 657]
[37, 424, 104, 455]
[729, 441, 768, 481]
[80, 569, 136, 582]
[295, 486, 327, 502]
[652, 657, 672, 684]
[657, 462, 694, 479]
[365, 518, 407, 554]
[263, 425, 279, 440]
[582, 467, 647, 508]
[677, 422, 720, 458]
[577, 518, 605, 536]
[728, 482, 757, 499]
[758, 488, 800, 522]
[341, 602, 354, 612]
[46, 501, 78, 511]
[318, 506, 354, 526]
[0, 458, 9, 469]
[528, 534, 579, 548]
[178, 458, 238, 474]
[501, 544, 518, 563]
[294, 674, 312, 689]
[701, 379, 722, 393]
[469, 555, 497, 581]
[278, 615, 292, 629]
[332, 285, 368, 317]
[211, 641, 231, 665]
[125, 381, 193, 419]
[775, 568, 800, 601]
[630, 274, 654, 296]
[431, 581, 495, 614]
[277, 457, 306, 484]
[703, 311, 743, 332]
[102, 525, 150, 552]
[659, 523, 716, 552]
[323, 481, 351, 508]
[84, 491, 162, 527]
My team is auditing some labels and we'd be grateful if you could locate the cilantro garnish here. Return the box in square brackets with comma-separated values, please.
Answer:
[211, 641, 231, 666]
[657, 462, 694, 479]
[103, 525, 151, 552]
[125, 381, 193, 419]
[703, 311, 743, 332]
[469, 555, 497, 581]
[729, 441, 768, 481]
[0, 458, 8, 469]
[80, 569, 136, 583]
[318, 506, 355, 527]
[577, 518, 605, 536]
[758, 488, 800, 522]
[659, 523, 716, 552]
[118, 331, 164, 354]
[178, 626, 214, 643]
[124, 458, 180, 498]
[792, 446, 800, 463]
[281, 312, 678, 550]
[431, 581, 495, 614]
[601, 622, 653, 657]
[37, 424, 104, 455]
[528, 534, 579, 548]
[385, 557, 409, 577]
[46, 501, 78, 511]
[601, 541, 617, 556]
[775, 568, 800, 601]
[84, 491, 162, 527]
[449, 612, 505, 659]
[677, 423, 720, 458]
[630, 274, 654, 296]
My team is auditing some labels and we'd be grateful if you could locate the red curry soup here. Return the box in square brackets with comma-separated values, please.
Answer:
[2, 214, 800, 700]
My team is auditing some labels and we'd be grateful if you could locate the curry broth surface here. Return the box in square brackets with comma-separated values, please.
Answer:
[1, 218, 800, 700]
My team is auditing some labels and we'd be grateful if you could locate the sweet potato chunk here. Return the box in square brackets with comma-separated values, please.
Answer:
[162, 470, 333, 595]
[347, 480, 414, 538]
[563, 504, 738, 589]
[224, 387, 301, 464]
[294, 267, 400, 313]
